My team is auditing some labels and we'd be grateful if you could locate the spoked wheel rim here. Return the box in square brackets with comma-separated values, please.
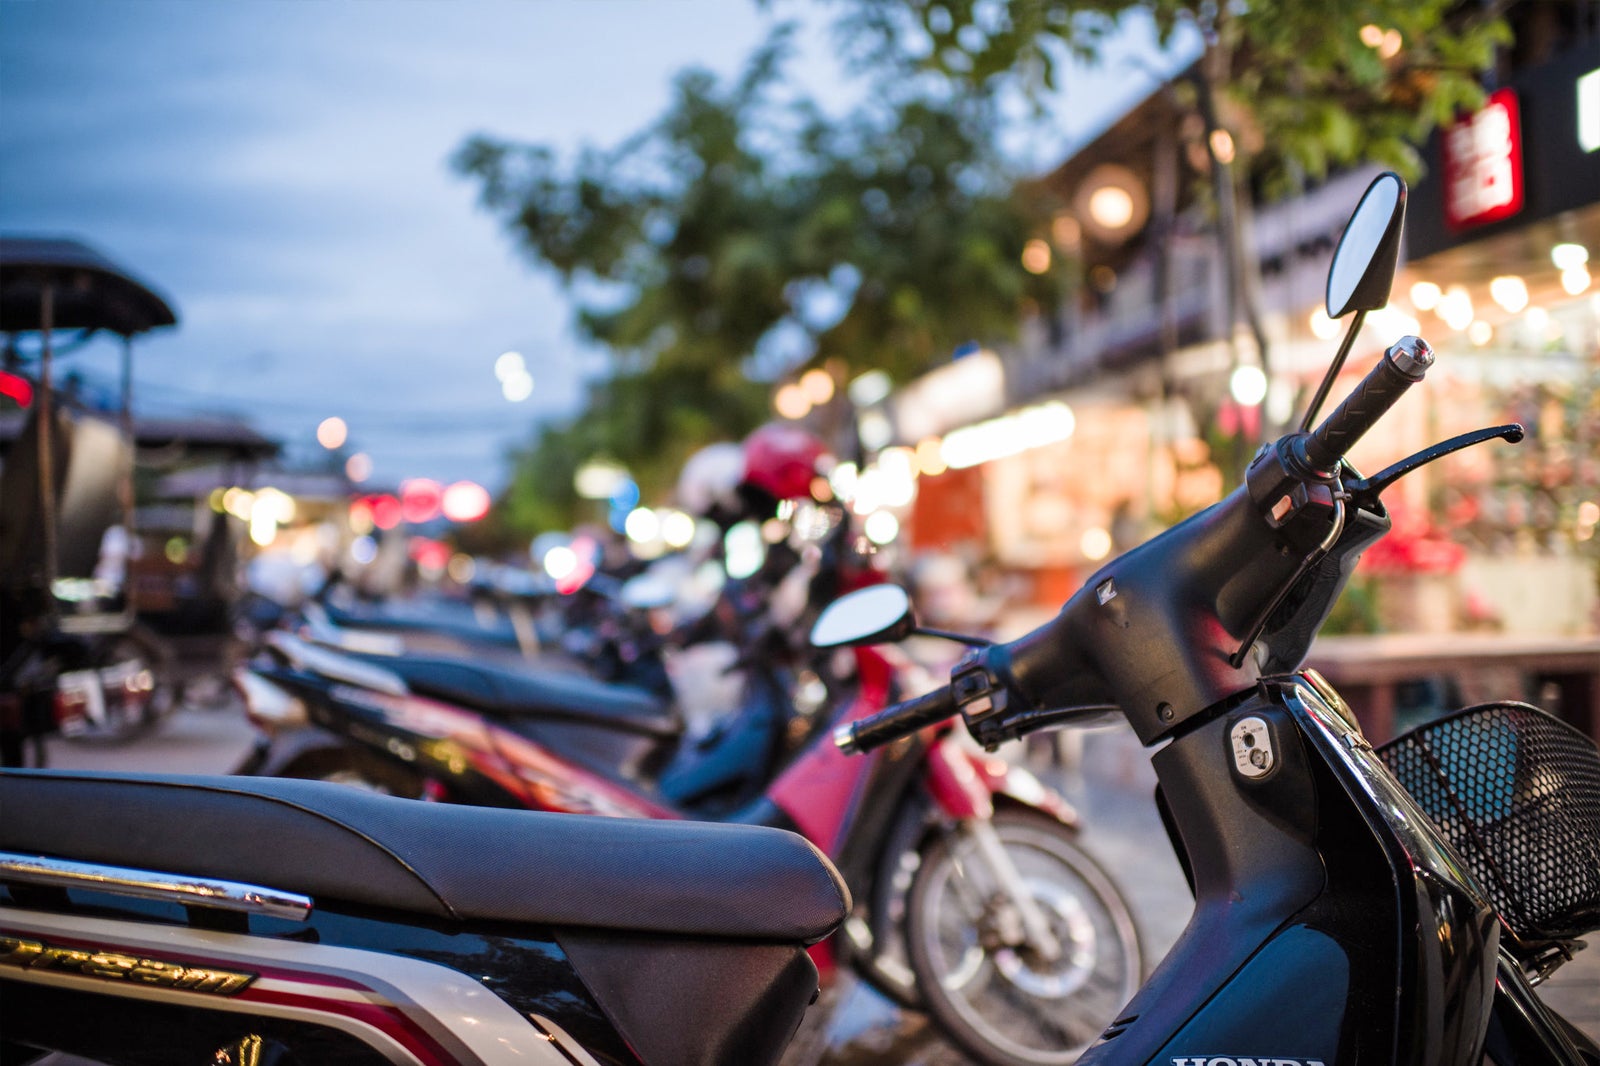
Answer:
[909, 813, 1143, 1066]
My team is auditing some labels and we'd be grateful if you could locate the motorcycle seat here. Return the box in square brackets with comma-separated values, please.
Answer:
[319, 599, 522, 648]
[368, 653, 681, 737]
[0, 769, 849, 944]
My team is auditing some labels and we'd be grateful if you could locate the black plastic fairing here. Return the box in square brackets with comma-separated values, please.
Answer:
[1080, 682, 1499, 1064]
[1005, 488, 1310, 744]
[1288, 683, 1500, 1062]
[1077, 698, 1327, 1064]
[557, 931, 822, 1066]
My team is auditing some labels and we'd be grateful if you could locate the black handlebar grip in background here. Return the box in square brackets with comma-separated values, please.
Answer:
[834, 685, 957, 754]
[1302, 335, 1434, 473]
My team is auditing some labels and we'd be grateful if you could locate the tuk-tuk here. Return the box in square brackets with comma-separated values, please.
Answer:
[0, 237, 177, 765]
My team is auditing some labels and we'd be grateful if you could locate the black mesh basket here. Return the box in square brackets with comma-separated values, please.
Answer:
[1377, 701, 1600, 946]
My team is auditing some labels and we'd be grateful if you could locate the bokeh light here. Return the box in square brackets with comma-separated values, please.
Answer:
[317, 416, 348, 450]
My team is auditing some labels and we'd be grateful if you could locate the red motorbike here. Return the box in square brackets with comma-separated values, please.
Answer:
[240, 625, 1144, 1066]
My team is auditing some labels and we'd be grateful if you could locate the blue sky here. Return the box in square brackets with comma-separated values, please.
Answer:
[1, 0, 1182, 491]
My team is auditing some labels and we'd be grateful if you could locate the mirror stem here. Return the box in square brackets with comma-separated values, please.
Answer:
[1299, 309, 1366, 432]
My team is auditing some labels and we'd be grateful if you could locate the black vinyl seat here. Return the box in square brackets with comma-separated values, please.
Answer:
[320, 599, 519, 642]
[371, 653, 680, 737]
[0, 769, 848, 944]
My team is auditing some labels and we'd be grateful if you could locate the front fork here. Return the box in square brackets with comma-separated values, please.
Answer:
[1486, 947, 1600, 1065]
[924, 734, 1063, 962]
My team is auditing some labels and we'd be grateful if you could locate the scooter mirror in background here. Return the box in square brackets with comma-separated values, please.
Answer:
[1326, 171, 1406, 318]
[809, 584, 914, 649]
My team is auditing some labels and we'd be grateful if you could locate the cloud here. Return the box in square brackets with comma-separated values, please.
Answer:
[1, 0, 857, 489]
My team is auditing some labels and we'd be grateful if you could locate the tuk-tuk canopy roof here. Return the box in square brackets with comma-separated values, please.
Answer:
[1, 236, 178, 337]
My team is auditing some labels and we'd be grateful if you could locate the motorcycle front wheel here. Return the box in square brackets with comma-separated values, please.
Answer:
[906, 808, 1142, 1066]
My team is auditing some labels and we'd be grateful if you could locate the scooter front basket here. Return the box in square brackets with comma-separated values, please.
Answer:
[1378, 701, 1600, 948]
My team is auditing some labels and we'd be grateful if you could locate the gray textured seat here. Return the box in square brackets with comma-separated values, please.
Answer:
[0, 769, 848, 943]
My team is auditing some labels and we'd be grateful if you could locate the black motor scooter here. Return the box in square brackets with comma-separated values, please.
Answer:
[812, 171, 1600, 1066]
[0, 771, 849, 1066]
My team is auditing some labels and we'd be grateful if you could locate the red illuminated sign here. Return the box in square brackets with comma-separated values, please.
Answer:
[0, 371, 33, 408]
[1443, 88, 1523, 230]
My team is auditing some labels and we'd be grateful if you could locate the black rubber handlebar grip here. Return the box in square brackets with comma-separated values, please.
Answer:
[1304, 335, 1434, 472]
[835, 685, 957, 754]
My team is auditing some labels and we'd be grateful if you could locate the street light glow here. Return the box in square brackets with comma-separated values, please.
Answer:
[1021, 239, 1052, 274]
[495, 351, 526, 381]
[1410, 281, 1441, 311]
[1489, 276, 1529, 314]
[317, 416, 348, 450]
[775, 383, 810, 420]
[1230, 365, 1268, 407]
[800, 368, 835, 405]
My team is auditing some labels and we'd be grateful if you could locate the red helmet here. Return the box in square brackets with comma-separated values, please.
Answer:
[741, 423, 828, 503]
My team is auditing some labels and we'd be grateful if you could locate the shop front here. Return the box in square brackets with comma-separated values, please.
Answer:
[1361, 39, 1600, 635]
[884, 36, 1597, 637]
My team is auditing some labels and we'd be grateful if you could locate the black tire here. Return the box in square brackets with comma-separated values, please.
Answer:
[906, 809, 1143, 1066]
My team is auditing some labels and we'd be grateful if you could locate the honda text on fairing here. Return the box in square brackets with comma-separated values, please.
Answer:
[813, 172, 1600, 1066]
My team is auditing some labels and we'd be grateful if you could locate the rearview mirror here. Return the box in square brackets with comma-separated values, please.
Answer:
[1326, 172, 1406, 318]
[809, 585, 914, 649]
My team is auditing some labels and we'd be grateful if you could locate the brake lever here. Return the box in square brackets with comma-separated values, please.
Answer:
[1343, 423, 1524, 507]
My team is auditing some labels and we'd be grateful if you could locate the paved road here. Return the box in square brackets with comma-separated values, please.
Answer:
[33, 704, 1600, 1061]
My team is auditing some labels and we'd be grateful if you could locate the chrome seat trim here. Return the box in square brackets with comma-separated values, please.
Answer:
[0, 851, 312, 921]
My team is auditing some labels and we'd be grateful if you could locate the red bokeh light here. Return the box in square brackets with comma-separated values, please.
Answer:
[400, 479, 443, 524]
[368, 494, 402, 530]
[0, 371, 34, 408]
[407, 537, 451, 573]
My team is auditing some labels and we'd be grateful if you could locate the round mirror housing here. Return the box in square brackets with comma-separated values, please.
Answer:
[1326, 172, 1407, 319]
[809, 585, 915, 649]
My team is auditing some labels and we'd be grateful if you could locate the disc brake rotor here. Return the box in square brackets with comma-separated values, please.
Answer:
[990, 878, 1098, 999]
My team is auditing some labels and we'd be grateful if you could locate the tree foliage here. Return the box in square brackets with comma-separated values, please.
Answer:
[829, 0, 1508, 453]
[833, 0, 1510, 190]
[456, 29, 1070, 534]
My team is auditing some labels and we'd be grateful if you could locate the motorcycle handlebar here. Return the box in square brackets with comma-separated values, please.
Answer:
[834, 685, 957, 754]
[1302, 335, 1434, 473]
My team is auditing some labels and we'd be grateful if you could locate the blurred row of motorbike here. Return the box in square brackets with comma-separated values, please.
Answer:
[3, 172, 1599, 1066]
[230, 419, 1146, 1066]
